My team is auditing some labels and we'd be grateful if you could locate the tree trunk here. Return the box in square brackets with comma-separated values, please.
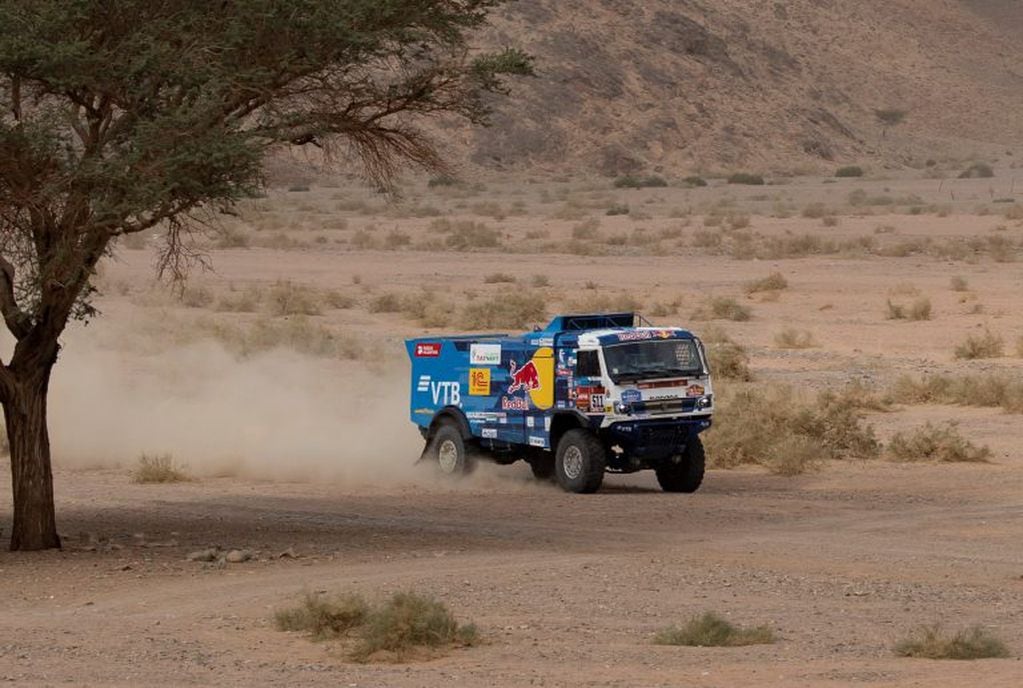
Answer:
[4, 363, 60, 551]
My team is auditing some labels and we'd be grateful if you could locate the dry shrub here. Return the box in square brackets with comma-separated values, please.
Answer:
[400, 293, 456, 328]
[530, 274, 551, 288]
[483, 272, 516, 284]
[131, 454, 192, 484]
[744, 272, 788, 295]
[208, 317, 364, 360]
[461, 292, 546, 330]
[215, 226, 250, 249]
[444, 221, 500, 250]
[655, 613, 774, 647]
[774, 328, 815, 349]
[700, 326, 752, 381]
[180, 285, 215, 309]
[217, 286, 263, 313]
[820, 380, 892, 413]
[886, 297, 932, 321]
[691, 296, 751, 322]
[889, 373, 1023, 413]
[706, 386, 880, 475]
[888, 422, 991, 463]
[954, 329, 1003, 359]
[324, 290, 355, 309]
[894, 625, 1009, 660]
[274, 593, 369, 641]
[369, 292, 402, 314]
[267, 281, 322, 316]
[949, 276, 969, 292]
[571, 218, 601, 239]
[351, 591, 479, 662]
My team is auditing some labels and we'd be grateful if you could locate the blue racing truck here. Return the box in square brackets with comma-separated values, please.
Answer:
[406, 313, 713, 493]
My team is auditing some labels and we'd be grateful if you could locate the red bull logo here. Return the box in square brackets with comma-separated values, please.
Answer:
[508, 359, 541, 394]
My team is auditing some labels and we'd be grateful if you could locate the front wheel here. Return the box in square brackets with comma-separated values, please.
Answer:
[555, 429, 606, 493]
[656, 436, 705, 493]
[425, 423, 475, 478]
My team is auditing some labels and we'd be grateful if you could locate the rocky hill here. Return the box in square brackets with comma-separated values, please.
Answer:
[451, 0, 1023, 175]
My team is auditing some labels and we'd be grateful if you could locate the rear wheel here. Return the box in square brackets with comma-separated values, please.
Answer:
[426, 422, 475, 477]
[656, 436, 705, 493]
[555, 429, 606, 493]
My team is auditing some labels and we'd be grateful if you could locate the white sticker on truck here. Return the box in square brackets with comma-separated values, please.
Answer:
[470, 343, 502, 365]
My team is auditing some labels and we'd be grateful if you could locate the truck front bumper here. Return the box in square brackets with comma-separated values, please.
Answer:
[604, 416, 712, 462]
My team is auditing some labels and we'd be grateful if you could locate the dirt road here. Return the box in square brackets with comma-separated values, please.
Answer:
[2, 456, 1021, 687]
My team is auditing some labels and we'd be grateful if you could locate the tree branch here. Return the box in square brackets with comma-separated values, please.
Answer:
[0, 255, 31, 339]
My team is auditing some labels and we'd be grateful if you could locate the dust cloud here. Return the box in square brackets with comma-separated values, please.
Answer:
[46, 325, 426, 484]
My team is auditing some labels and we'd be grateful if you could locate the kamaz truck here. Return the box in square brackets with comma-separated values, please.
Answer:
[405, 313, 713, 493]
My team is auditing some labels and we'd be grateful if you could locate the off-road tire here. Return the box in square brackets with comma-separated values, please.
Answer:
[426, 422, 475, 477]
[656, 436, 705, 493]
[528, 453, 555, 480]
[555, 429, 606, 493]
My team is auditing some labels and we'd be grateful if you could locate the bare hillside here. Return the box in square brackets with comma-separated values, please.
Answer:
[454, 0, 1023, 174]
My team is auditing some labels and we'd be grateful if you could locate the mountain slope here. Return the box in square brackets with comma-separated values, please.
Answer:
[457, 0, 1023, 174]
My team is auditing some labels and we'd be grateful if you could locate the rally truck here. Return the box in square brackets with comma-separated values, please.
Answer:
[405, 313, 713, 494]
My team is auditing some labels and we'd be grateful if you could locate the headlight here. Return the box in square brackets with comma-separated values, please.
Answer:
[697, 395, 712, 410]
[615, 402, 630, 414]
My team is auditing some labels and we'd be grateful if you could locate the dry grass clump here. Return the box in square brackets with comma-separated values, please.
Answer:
[211, 317, 364, 360]
[441, 220, 500, 250]
[274, 593, 369, 641]
[691, 296, 751, 322]
[887, 423, 991, 463]
[889, 373, 1023, 413]
[954, 329, 1003, 359]
[654, 613, 775, 647]
[217, 285, 263, 313]
[773, 328, 815, 349]
[706, 386, 880, 475]
[894, 625, 1009, 660]
[461, 292, 546, 330]
[727, 172, 765, 186]
[949, 276, 969, 292]
[886, 297, 932, 321]
[131, 454, 192, 484]
[180, 285, 215, 309]
[274, 591, 478, 662]
[743, 272, 788, 295]
[483, 272, 516, 284]
[700, 327, 752, 381]
[266, 281, 322, 316]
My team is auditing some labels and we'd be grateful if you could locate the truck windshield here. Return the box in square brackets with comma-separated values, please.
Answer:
[602, 339, 704, 383]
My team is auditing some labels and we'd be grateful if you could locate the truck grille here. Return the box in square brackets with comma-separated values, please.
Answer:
[633, 398, 697, 415]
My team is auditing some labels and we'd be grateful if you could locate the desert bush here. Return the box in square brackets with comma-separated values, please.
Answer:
[683, 175, 708, 187]
[821, 215, 839, 227]
[705, 386, 880, 475]
[350, 591, 478, 662]
[530, 274, 550, 288]
[894, 625, 1009, 660]
[774, 328, 815, 349]
[958, 162, 994, 179]
[691, 297, 751, 322]
[217, 286, 262, 313]
[700, 327, 753, 381]
[886, 297, 932, 321]
[727, 172, 765, 186]
[801, 202, 831, 219]
[949, 276, 969, 292]
[383, 230, 411, 249]
[835, 166, 864, 178]
[888, 423, 991, 463]
[1004, 204, 1023, 221]
[461, 292, 546, 329]
[350, 228, 377, 249]
[605, 203, 630, 216]
[726, 213, 750, 230]
[954, 329, 1003, 359]
[444, 221, 500, 250]
[483, 272, 516, 284]
[266, 281, 322, 316]
[180, 285, 215, 309]
[819, 380, 892, 413]
[215, 226, 250, 249]
[654, 613, 774, 647]
[571, 218, 601, 239]
[890, 373, 1023, 414]
[274, 593, 369, 641]
[369, 292, 402, 314]
[324, 290, 355, 309]
[614, 174, 668, 189]
[743, 272, 788, 295]
[131, 454, 192, 484]
[691, 229, 722, 249]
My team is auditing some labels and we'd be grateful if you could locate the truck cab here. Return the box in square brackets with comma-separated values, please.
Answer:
[406, 313, 713, 493]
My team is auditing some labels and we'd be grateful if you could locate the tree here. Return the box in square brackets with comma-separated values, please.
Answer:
[0, 0, 531, 550]
[874, 108, 907, 139]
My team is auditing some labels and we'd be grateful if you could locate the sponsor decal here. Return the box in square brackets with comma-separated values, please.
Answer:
[429, 381, 461, 406]
[621, 389, 642, 404]
[687, 384, 706, 397]
[467, 411, 505, 421]
[544, 417, 552, 431]
[529, 336, 554, 347]
[504, 347, 555, 411]
[614, 329, 677, 342]
[576, 385, 607, 413]
[413, 408, 434, 416]
[414, 342, 441, 357]
[469, 343, 501, 366]
[469, 368, 491, 396]
[501, 397, 529, 411]
[528, 436, 546, 447]
[526, 416, 534, 428]
[481, 428, 498, 439]
[416, 375, 431, 393]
